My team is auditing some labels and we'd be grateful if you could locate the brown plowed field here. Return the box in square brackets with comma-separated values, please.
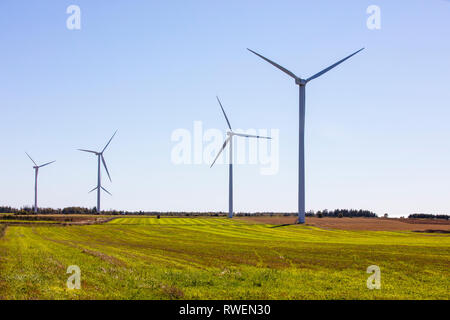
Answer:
[236, 216, 450, 232]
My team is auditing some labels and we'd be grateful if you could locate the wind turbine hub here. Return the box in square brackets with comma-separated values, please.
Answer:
[295, 78, 307, 86]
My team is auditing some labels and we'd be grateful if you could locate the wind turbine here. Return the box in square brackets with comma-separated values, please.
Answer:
[210, 96, 271, 218]
[25, 152, 55, 214]
[248, 47, 364, 224]
[78, 130, 117, 213]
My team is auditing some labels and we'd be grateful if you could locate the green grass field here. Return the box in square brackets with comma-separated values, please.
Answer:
[0, 217, 449, 299]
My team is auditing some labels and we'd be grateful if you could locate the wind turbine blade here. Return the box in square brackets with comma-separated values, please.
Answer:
[247, 48, 299, 80]
[101, 155, 112, 182]
[306, 48, 365, 82]
[101, 187, 112, 196]
[216, 96, 232, 130]
[38, 160, 56, 168]
[89, 186, 98, 193]
[233, 133, 271, 139]
[78, 149, 97, 154]
[25, 152, 37, 166]
[210, 137, 231, 168]
[102, 130, 118, 153]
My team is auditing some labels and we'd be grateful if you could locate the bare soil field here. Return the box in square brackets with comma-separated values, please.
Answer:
[236, 216, 450, 232]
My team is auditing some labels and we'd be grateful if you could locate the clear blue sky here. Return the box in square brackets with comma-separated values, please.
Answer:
[0, 0, 449, 216]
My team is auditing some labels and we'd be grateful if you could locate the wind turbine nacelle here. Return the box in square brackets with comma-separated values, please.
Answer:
[295, 78, 307, 86]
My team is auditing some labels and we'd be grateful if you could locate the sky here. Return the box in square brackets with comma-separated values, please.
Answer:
[0, 0, 449, 217]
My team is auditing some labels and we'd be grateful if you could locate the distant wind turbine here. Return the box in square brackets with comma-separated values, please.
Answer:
[78, 130, 117, 213]
[25, 152, 55, 214]
[248, 47, 364, 224]
[211, 97, 271, 218]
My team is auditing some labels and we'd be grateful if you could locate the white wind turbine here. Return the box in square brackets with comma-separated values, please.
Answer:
[78, 130, 117, 213]
[248, 48, 364, 223]
[211, 96, 271, 218]
[25, 152, 55, 214]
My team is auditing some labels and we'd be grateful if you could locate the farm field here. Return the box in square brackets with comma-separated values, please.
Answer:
[0, 216, 449, 300]
[237, 216, 450, 232]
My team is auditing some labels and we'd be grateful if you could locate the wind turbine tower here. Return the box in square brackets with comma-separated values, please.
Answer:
[78, 130, 117, 213]
[25, 152, 55, 214]
[248, 48, 364, 223]
[211, 97, 271, 218]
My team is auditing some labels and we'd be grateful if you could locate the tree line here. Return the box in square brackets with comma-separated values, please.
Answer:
[0, 206, 227, 216]
[309, 209, 377, 218]
[2, 206, 446, 219]
[408, 213, 449, 220]
[1, 206, 377, 217]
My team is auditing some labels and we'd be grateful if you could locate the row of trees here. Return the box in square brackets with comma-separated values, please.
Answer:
[241, 210, 378, 218]
[408, 213, 449, 220]
[1, 206, 377, 217]
[310, 209, 378, 218]
[2, 206, 446, 219]
[0, 206, 229, 216]
[0, 206, 107, 215]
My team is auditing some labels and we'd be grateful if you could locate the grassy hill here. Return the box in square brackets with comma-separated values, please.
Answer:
[0, 217, 449, 299]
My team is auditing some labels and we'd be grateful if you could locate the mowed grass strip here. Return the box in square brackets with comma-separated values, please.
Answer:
[0, 217, 449, 299]
[108, 217, 239, 226]
[0, 220, 60, 224]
